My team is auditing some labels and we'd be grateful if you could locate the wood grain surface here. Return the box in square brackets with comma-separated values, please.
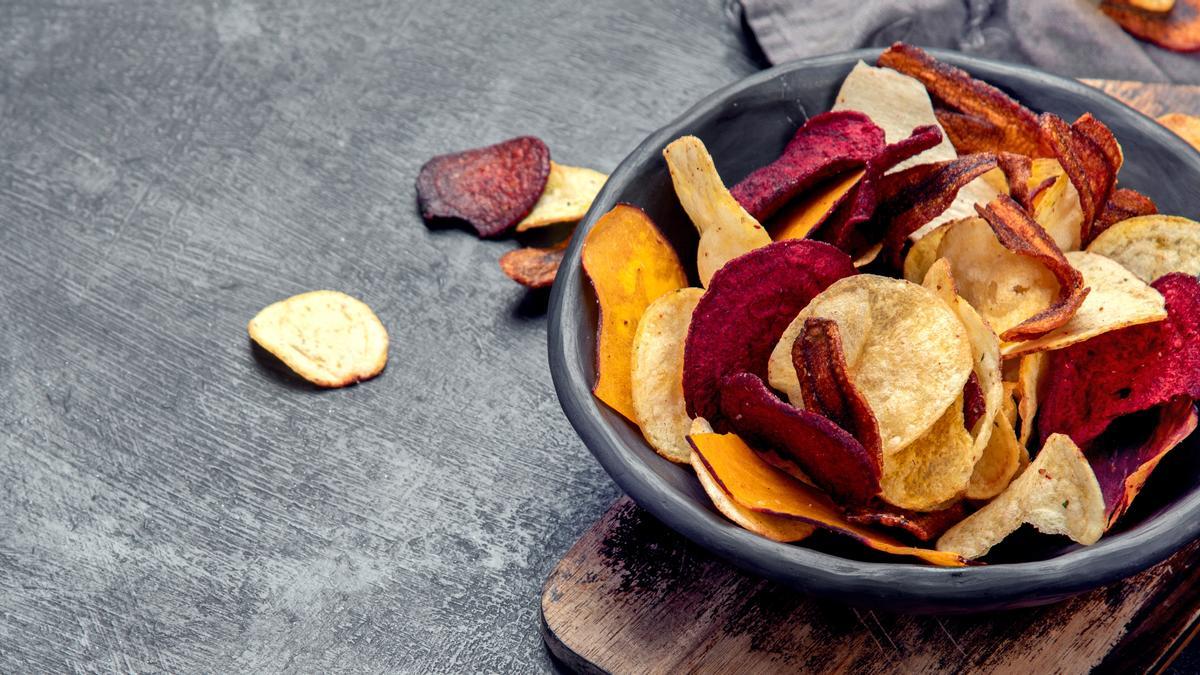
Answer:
[0, 1, 762, 671]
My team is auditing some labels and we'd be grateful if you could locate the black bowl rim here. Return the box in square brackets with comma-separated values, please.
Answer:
[547, 47, 1200, 609]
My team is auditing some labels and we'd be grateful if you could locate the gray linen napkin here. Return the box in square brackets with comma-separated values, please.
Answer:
[742, 0, 1200, 83]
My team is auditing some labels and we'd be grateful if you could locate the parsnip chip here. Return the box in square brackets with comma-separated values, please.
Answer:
[248, 290, 388, 388]
[631, 288, 704, 463]
[880, 395, 975, 511]
[1016, 352, 1050, 448]
[690, 432, 966, 566]
[582, 205, 688, 421]
[663, 136, 771, 286]
[690, 449, 815, 543]
[937, 434, 1105, 560]
[768, 275, 974, 456]
[902, 220, 952, 283]
[965, 406, 1022, 500]
[515, 162, 608, 231]
[1001, 251, 1167, 358]
[1087, 214, 1200, 283]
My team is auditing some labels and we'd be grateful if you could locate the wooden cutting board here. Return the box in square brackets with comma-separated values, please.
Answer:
[540, 80, 1200, 675]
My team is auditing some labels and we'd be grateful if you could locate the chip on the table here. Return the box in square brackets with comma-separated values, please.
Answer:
[631, 288, 704, 463]
[1086, 214, 1200, 283]
[248, 290, 389, 388]
[515, 162, 608, 231]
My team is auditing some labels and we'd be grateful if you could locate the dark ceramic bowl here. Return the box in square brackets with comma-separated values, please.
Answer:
[547, 48, 1200, 612]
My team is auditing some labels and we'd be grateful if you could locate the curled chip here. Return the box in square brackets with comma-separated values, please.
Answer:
[729, 111, 885, 220]
[1158, 112, 1200, 150]
[1038, 273, 1200, 447]
[768, 275, 974, 456]
[690, 432, 966, 566]
[515, 162, 608, 231]
[975, 195, 1088, 341]
[631, 288, 705, 464]
[690, 449, 815, 543]
[997, 152, 1034, 210]
[248, 290, 388, 388]
[1094, 188, 1158, 237]
[772, 169, 864, 241]
[880, 395, 975, 511]
[663, 136, 772, 286]
[416, 136, 550, 237]
[935, 109, 1008, 155]
[794, 318, 882, 458]
[878, 43, 1043, 156]
[499, 241, 566, 288]
[1030, 162, 1084, 252]
[1001, 251, 1167, 359]
[1090, 398, 1198, 529]
[1102, 0, 1200, 52]
[902, 220, 952, 283]
[683, 240, 856, 427]
[845, 502, 968, 542]
[965, 405, 1022, 500]
[1039, 113, 1120, 246]
[937, 434, 1105, 560]
[1017, 352, 1050, 448]
[582, 205, 688, 422]
[718, 372, 881, 505]
[1087, 214, 1200, 283]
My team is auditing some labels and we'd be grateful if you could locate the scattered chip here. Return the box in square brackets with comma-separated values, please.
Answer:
[663, 135, 773, 286]
[515, 162, 608, 231]
[690, 448, 816, 542]
[499, 240, 567, 288]
[631, 288, 705, 463]
[582, 204, 688, 422]
[1000, 251, 1167, 359]
[1087, 214, 1200, 283]
[880, 394, 975, 511]
[937, 434, 1105, 560]
[1101, 0, 1200, 52]
[416, 136, 550, 237]
[690, 432, 966, 565]
[683, 240, 856, 427]
[1158, 112, 1200, 150]
[768, 275, 974, 456]
[248, 290, 389, 388]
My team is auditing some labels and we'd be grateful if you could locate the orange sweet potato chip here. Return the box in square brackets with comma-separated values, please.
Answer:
[582, 204, 688, 421]
[689, 432, 967, 566]
[772, 169, 865, 241]
[499, 240, 567, 288]
[1102, 0, 1200, 52]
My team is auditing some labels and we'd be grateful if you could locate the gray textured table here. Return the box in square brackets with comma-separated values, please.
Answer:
[0, 0, 760, 671]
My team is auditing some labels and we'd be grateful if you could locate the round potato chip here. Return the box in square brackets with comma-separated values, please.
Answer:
[964, 404, 1021, 501]
[1086, 214, 1200, 284]
[768, 275, 974, 456]
[902, 219, 952, 283]
[631, 288, 704, 463]
[248, 290, 388, 388]
[880, 395, 974, 511]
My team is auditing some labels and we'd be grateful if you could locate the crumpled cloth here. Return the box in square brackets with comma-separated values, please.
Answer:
[741, 0, 1200, 84]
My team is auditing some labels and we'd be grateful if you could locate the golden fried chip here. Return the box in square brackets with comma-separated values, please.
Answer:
[515, 162, 608, 231]
[663, 136, 771, 286]
[499, 241, 566, 288]
[768, 275, 974, 455]
[937, 434, 1105, 559]
[1158, 112, 1200, 151]
[772, 169, 864, 241]
[965, 406, 1022, 500]
[1016, 352, 1049, 448]
[1086, 214, 1200, 283]
[690, 449, 815, 543]
[631, 288, 704, 463]
[248, 290, 388, 388]
[1130, 0, 1176, 10]
[1030, 159, 1083, 252]
[1001, 251, 1168, 358]
[881, 395, 975, 511]
[902, 220, 952, 283]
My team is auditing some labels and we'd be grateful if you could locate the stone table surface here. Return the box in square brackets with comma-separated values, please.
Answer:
[0, 0, 763, 671]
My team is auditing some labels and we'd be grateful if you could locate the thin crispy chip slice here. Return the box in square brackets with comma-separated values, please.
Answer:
[768, 275, 974, 456]
[936, 434, 1105, 560]
[1158, 112, 1200, 150]
[1087, 214, 1200, 283]
[631, 288, 705, 463]
[844, 502, 968, 542]
[663, 136, 772, 286]
[881, 395, 975, 511]
[690, 449, 815, 542]
[690, 432, 967, 566]
[499, 240, 567, 288]
[935, 110, 1008, 155]
[1001, 251, 1167, 359]
[1039, 114, 1119, 246]
[583, 205, 688, 421]
[1094, 188, 1158, 238]
[965, 405, 1022, 500]
[902, 220, 953, 283]
[795, 318, 883, 457]
[515, 162, 608, 231]
[1030, 163, 1084, 252]
[1102, 0, 1200, 52]
[997, 152, 1034, 210]
[772, 169, 864, 241]
[1016, 352, 1050, 449]
[248, 290, 388, 388]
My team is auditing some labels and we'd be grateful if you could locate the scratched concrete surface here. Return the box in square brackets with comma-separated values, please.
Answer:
[0, 0, 759, 671]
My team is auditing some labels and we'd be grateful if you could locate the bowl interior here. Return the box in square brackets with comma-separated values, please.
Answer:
[549, 48, 1200, 610]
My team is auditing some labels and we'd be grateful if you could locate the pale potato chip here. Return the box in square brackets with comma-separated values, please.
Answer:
[903, 220, 952, 283]
[1001, 251, 1168, 358]
[880, 395, 974, 511]
[631, 288, 704, 463]
[515, 162, 608, 231]
[768, 275, 974, 455]
[937, 216, 1059, 341]
[248, 290, 388, 388]
[965, 405, 1021, 500]
[1031, 164, 1083, 252]
[689, 417, 714, 435]
[1016, 352, 1049, 448]
[663, 136, 771, 286]
[689, 450, 815, 543]
[937, 434, 1105, 560]
[1086, 214, 1200, 283]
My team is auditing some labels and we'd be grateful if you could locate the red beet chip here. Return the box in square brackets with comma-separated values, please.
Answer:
[416, 136, 550, 237]
[1039, 273, 1200, 447]
[730, 111, 886, 220]
[682, 240, 857, 427]
[718, 372, 881, 506]
[962, 371, 986, 432]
